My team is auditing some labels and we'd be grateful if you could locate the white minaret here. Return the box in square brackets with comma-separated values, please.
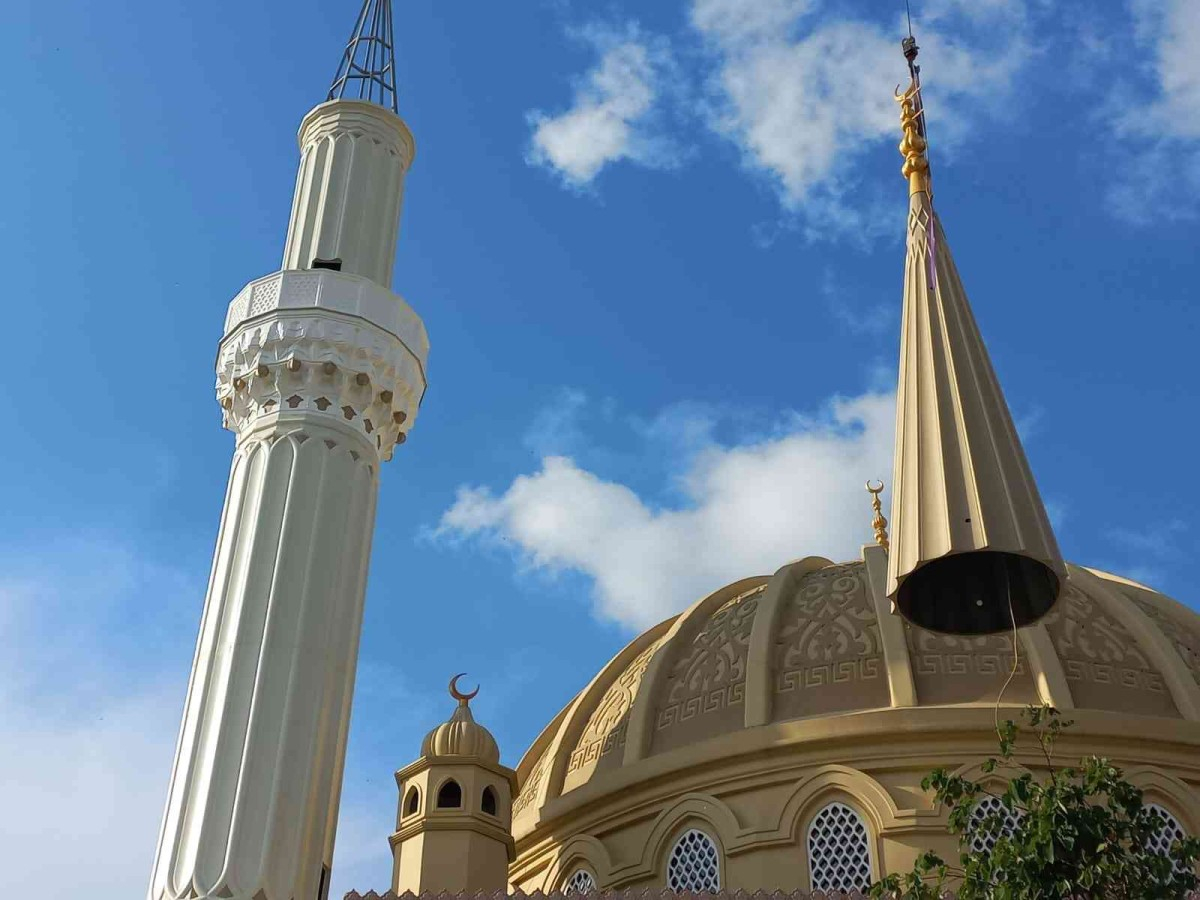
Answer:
[148, 4, 426, 899]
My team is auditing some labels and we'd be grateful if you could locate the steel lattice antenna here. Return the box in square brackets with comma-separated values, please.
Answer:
[328, 0, 399, 113]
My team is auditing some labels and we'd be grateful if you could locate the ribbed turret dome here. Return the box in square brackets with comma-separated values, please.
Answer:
[421, 697, 501, 763]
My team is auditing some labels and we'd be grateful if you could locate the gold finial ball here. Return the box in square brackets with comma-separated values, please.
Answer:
[866, 480, 890, 552]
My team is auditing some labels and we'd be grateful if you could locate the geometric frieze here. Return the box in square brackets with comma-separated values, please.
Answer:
[1041, 584, 1179, 717]
[652, 585, 764, 754]
[904, 622, 1038, 707]
[772, 563, 889, 722]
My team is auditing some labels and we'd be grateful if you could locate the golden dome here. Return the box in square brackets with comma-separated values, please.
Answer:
[508, 552, 1200, 891]
[421, 675, 501, 763]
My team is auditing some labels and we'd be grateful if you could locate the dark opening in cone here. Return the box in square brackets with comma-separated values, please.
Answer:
[895, 551, 1060, 636]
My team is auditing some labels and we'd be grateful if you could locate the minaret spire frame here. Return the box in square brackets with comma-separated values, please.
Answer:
[328, 0, 400, 113]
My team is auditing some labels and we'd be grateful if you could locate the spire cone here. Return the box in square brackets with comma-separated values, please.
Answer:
[886, 40, 1065, 635]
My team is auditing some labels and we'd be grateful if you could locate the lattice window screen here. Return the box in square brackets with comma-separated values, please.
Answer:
[968, 796, 1023, 854]
[807, 801, 872, 892]
[666, 829, 721, 892]
[563, 869, 596, 894]
[1147, 804, 1191, 874]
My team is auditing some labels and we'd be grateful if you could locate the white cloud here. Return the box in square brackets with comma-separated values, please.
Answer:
[527, 25, 680, 186]
[0, 535, 392, 900]
[1106, 0, 1200, 222]
[437, 390, 895, 630]
[690, 0, 1030, 236]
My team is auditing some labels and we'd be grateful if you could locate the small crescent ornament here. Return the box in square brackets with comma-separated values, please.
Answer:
[449, 673, 479, 703]
[866, 479, 885, 495]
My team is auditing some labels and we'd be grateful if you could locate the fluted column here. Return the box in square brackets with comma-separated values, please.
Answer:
[149, 269, 428, 900]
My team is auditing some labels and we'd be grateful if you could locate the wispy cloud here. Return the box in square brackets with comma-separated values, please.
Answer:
[0, 537, 203, 898]
[1105, 0, 1200, 222]
[435, 388, 895, 630]
[689, 0, 1032, 238]
[527, 23, 682, 186]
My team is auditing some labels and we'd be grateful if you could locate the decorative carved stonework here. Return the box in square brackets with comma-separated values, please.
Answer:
[1130, 592, 1200, 686]
[566, 638, 664, 785]
[217, 270, 428, 462]
[1041, 584, 1178, 717]
[772, 563, 889, 721]
[903, 623, 1037, 706]
[652, 585, 763, 752]
[513, 747, 550, 819]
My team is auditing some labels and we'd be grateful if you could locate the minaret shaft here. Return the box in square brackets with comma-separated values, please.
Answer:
[151, 420, 377, 900]
[150, 87, 427, 899]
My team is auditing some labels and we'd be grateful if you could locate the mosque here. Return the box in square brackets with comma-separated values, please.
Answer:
[145, 2, 1200, 899]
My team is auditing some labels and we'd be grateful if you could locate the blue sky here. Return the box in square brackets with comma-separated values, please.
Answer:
[3, 0, 1199, 895]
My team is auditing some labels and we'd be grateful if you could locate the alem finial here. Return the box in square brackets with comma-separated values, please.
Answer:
[449, 673, 480, 707]
[895, 34, 930, 196]
[866, 480, 890, 552]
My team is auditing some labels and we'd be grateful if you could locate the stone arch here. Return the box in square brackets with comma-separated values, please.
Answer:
[542, 834, 613, 892]
[605, 793, 739, 886]
[778, 765, 903, 842]
[930, 757, 1037, 821]
[434, 776, 462, 809]
[403, 784, 420, 817]
[1127, 768, 1200, 835]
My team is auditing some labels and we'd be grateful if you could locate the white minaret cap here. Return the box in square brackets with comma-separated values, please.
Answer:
[886, 40, 1066, 636]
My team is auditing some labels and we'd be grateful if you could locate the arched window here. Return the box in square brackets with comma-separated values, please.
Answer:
[807, 801, 872, 892]
[403, 786, 420, 817]
[563, 869, 597, 894]
[481, 785, 498, 816]
[436, 779, 462, 808]
[1146, 803, 1191, 875]
[666, 828, 720, 892]
[968, 795, 1023, 854]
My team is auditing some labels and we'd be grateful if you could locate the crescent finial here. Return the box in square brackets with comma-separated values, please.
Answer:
[449, 673, 480, 704]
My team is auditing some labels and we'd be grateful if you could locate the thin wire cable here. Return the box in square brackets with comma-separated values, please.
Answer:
[994, 565, 1021, 742]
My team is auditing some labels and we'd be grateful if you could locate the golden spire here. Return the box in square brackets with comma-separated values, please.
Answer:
[895, 36, 930, 196]
[866, 480, 890, 552]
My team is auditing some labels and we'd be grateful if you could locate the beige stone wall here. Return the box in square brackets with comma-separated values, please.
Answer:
[511, 708, 1200, 892]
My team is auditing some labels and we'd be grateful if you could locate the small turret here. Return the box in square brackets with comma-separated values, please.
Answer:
[390, 676, 517, 894]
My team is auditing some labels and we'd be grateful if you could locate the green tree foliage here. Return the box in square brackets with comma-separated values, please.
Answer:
[870, 705, 1200, 899]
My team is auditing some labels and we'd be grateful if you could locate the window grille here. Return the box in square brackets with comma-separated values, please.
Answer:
[1146, 803, 1191, 875]
[666, 829, 721, 892]
[968, 795, 1023, 854]
[807, 801, 872, 892]
[563, 869, 596, 894]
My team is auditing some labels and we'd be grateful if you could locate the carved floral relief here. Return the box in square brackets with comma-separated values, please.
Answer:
[1042, 584, 1177, 716]
[568, 638, 664, 775]
[1130, 592, 1200, 686]
[771, 563, 888, 719]
[654, 586, 764, 734]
